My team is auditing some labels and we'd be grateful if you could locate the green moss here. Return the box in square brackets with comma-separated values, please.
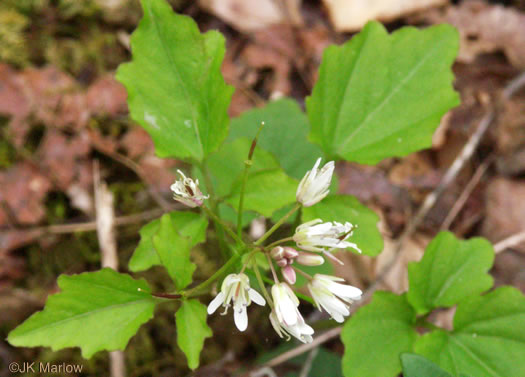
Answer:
[0, 6, 29, 66]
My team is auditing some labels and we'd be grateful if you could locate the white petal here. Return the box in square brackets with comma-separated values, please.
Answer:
[207, 292, 225, 315]
[334, 286, 362, 301]
[234, 306, 248, 331]
[248, 288, 266, 306]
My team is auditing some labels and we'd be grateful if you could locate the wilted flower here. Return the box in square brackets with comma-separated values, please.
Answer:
[170, 170, 209, 208]
[270, 283, 313, 343]
[308, 274, 362, 323]
[296, 158, 334, 207]
[293, 219, 361, 253]
[207, 273, 265, 331]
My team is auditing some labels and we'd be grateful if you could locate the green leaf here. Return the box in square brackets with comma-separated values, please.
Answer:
[129, 211, 208, 272]
[225, 169, 298, 217]
[407, 231, 494, 315]
[306, 22, 459, 164]
[229, 98, 322, 179]
[414, 287, 525, 377]
[201, 138, 281, 199]
[152, 213, 195, 290]
[342, 292, 417, 377]
[8, 269, 157, 358]
[175, 299, 212, 370]
[401, 353, 453, 377]
[302, 194, 383, 256]
[116, 0, 234, 161]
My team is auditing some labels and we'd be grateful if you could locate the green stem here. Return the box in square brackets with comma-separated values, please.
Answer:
[202, 205, 245, 248]
[254, 203, 301, 246]
[266, 236, 295, 249]
[237, 121, 265, 239]
[293, 266, 313, 281]
[184, 255, 240, 298]
[253, 262, 273, 309]
[200, 162, 229, 258]
[236, 161, 251, 238]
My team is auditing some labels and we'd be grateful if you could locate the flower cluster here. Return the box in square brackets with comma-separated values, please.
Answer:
[172, 158, 362, 343]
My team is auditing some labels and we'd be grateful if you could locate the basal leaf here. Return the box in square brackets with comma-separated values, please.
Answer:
[415, 287, 525, 377]
[342, 292, 417, 377]
[401, 353, 453, 377]
[129, 211, 207, 272]
[176, 299, 212, 370]
[229, 98, 322, 179]
[116, 0, 234, 161]
[306, 22, 459, 164]
[302, 194, 383, 256]
[407, 232, 494, 315]
[152, 213, 195, 290]
[225, 169, 298, 217]
[8, 269, 157, 358]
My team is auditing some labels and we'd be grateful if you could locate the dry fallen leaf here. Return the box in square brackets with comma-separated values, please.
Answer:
[322, 0, 447, 32]
[416, 0, 525, 68]
[0, 162, 52, 225]
[199, 0, 302, 32]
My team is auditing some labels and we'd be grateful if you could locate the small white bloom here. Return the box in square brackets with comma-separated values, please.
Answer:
[293, 219, 361, 253]
[207, 273, 265, 332]
[170, 170, 209, 208]
[308, 274, 362, 323]
[296, 158, 334, 207]
[269, 310, 314, 344]
[270, 283, 314, 343]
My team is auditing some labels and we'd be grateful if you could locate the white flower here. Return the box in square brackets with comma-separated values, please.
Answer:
[308, 274, 362, 323]
[269, 310, 314, 344]
[170, 170, 209, 208]
[207, 273, 265, 332]
[296, 158, 334, 207]
[293, 219, 361, 253]
[270, 283, 314, 343]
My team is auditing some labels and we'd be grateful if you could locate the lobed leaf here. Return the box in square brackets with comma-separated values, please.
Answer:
[8, 269, 157, 358]
[129, 211, 207, 273]
[306, 21, 459, 164]
[175, 299, 212, 370]
[341, 292, 417, 377]
[116, 0, 234, 162]
[152, 213, 195, 290]
[414, 287, 525, 377]
[407, 231, 494, 315]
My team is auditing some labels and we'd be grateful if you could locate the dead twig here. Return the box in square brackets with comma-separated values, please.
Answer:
[494, 230, 525, 253]
[255, 327, 342, 371]
[298, 347, 319, 377]
[440, 155, 494, 230]
[94, 161, 126, 377]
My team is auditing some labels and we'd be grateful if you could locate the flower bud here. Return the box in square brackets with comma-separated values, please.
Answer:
[296, 252, 325, 266]
[282, 246, 299, 259]
[282, 265, 296, 285]
[276, 258, 288, 267]
[270, 246, 285, 260]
